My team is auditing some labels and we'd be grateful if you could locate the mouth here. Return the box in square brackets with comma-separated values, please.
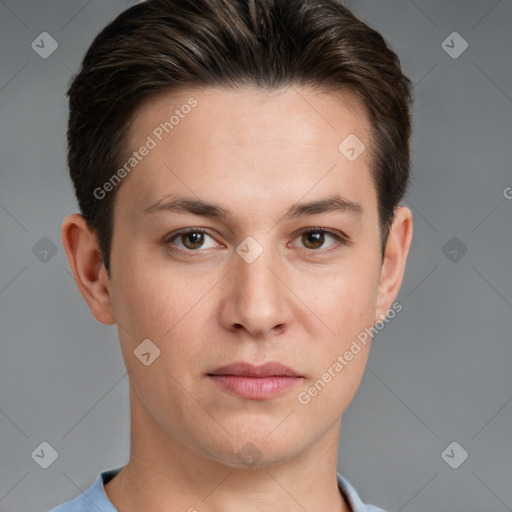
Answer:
[207, 361, 303, 400]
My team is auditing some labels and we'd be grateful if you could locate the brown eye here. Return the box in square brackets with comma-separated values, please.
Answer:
[166, 228, 218, 252]
[293, 228, 346, 252]
[301, 231, 325, 249]
[181, 231, 205, 250]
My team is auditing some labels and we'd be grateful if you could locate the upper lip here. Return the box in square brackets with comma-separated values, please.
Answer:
[208, 361, 301, 378]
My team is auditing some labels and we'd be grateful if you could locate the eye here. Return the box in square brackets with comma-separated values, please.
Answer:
[292, 227, 346, 252]
[164, 227, 347, 255]
[165, 228, 219, 252]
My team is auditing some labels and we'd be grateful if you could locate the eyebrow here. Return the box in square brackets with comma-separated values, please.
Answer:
[144, 193, 363, 220]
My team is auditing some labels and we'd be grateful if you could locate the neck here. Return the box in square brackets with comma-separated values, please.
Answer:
[104, 382, 351, 512]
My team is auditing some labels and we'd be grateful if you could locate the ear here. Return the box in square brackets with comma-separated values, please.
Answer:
[375, 206, 413, 323]
[61, 213, 116, 325]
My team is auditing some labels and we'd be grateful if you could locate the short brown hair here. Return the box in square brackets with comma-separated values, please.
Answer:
[67, 0, 413, 277]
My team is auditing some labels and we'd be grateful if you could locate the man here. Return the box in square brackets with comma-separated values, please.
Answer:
[52, 0, 413, 510]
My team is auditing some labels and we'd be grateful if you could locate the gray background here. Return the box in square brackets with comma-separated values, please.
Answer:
[0, 1, 511, 511]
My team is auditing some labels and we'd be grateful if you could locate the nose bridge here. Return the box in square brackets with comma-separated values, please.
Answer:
[228, 235, 290, 334]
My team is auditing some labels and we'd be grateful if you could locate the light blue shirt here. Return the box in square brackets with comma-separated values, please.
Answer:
[48, 466, 386, 512]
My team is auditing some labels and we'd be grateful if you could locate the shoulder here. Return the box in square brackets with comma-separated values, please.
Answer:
[47, 491, 92, 512]
[47, 466, 123, 512]
[336, 472, 387, 512]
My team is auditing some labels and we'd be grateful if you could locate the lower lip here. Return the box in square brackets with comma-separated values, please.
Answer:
[208, 375, 302, 399]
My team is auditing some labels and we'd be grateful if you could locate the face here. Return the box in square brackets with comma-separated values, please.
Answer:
[73, 86, 410, 468]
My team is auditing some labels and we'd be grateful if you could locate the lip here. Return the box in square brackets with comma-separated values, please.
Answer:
[209, 361, 301, 377]
[207, 361, 303, 400]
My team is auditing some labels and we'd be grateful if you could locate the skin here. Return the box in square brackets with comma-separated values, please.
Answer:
[61, 86, 413, 512]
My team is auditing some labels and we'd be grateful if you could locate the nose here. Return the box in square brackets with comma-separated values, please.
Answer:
[218, 239, 294, 338]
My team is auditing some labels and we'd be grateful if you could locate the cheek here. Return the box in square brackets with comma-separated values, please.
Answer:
[308, 260, 379, 343]
[295, 284, 376, 421]
[110, 255, 216, 373]
[296, 256, 379, 405]
[110, 252, 188, 334]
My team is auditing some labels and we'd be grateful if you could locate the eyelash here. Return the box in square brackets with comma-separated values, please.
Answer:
[164, 227, 348, 255]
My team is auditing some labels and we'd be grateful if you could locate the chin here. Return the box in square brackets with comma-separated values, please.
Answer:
[198, 427, 307, 470]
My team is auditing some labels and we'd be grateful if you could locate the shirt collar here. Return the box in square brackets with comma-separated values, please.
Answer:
[97, 466, 372, 512]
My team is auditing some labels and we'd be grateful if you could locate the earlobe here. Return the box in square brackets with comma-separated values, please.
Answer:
[61, 213, 116, 325]
[375, 206, 413, 323]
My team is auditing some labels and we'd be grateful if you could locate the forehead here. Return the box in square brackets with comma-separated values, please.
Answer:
[116, 86, 376, 224]
[129, 85, 369, 149]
